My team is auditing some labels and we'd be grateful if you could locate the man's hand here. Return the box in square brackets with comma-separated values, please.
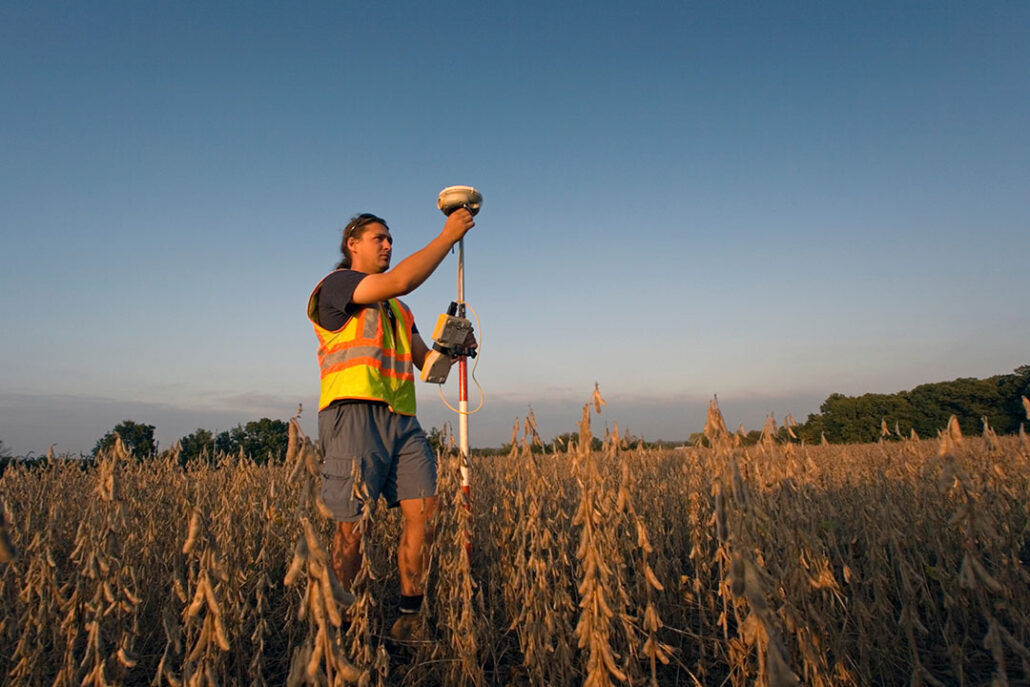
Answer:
[442, 208, 475, 243]
[453, 329, 477, 364]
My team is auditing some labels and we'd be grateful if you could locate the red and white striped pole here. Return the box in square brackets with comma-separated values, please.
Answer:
[456, 237, 470, 504]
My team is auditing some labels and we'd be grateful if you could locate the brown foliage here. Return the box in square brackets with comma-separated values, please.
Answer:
[1, 416, 1029, 685]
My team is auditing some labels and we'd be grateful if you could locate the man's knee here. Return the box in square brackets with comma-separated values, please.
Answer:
[400, 497, 438, 536]
[334, 521, 361, 551]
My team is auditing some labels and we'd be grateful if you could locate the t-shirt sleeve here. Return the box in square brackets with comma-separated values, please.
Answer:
[316, 270, 367, 331]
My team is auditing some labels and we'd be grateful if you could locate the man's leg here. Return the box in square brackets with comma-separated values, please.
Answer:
[321, 403, 380, 592]
[332, 521, 362, 593]
[388, 415, 438, 641]
[390, 496, 437, 641]
[398, 496, 437, 596]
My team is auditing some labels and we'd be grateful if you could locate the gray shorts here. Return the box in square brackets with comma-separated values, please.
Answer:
[318, 402, 437, 522]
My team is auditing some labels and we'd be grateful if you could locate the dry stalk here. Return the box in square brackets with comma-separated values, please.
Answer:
[715, 451, 802, 687]
[572, 405, 624, 687]
[344, 459, 379, 673]
[428, 448, 484, 687]
[179, 505, 233, 686]
[0, 494, 17, 564]
[506, 449, 575, 686]
[1, 402, 1030, 685]
[940, 436, 1030, 687]
[284, 517, 363, 686]
[617, 460, 673, 686]
[62, 437, 142, 687]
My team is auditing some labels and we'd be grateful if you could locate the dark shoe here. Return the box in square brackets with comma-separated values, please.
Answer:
[388, 613, 424, 642]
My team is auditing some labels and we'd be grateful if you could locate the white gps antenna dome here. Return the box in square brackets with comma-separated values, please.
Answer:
[437, 185, 483, 216]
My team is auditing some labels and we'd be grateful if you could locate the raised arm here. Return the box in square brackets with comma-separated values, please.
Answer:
[351, 209, 474, 305]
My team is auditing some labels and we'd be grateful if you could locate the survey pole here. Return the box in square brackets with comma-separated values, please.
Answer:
[456, 237, 470, 499]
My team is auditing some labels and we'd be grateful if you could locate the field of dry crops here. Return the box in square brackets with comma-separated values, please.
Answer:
[2, 409, 1029, 687]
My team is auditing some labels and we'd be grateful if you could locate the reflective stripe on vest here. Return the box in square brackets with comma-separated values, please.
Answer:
[308, 275, 416, 415]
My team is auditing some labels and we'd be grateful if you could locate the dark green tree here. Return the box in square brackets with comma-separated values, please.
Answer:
[426, 426, 445, 455]
[93, 420, 156, 461]
[799, 365, 1030, 444]
[997, 365, 1030, 433]
[177, 428, 216, 466]
[214, 418, 289, 464]
[550, 432, 603, 453]
[796, 413, 825, 444]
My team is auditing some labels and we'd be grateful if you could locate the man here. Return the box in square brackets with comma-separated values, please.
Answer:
[307, 208, 475, 640]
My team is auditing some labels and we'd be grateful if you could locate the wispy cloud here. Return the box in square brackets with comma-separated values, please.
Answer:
[215, 392, 306, 415]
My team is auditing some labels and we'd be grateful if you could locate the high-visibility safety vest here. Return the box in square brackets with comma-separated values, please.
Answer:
[308, 274, 417, 415]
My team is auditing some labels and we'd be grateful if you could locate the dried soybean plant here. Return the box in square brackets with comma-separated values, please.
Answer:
[937, 420, 1030, 687]
[342, 459, 390, 686]
[614, 459, 673, 687]
[425, 444, 486, 687]
[177, 506, 232, 686]
[71, 438, 142, 687]
[283, 517, 364, 686]
[2, 399, 1030, 686]
[502, 438, 576, 686]
[283, 417, 366, 686]
[572, 403, 625, 687]
[700, 399, 801, 687]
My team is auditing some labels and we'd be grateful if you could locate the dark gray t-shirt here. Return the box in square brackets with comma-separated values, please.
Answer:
[316, 269, 419, 333]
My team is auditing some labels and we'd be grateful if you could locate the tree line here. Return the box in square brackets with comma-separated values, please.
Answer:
[3, 365, 1027, 471]
[88, 418, 292, 464]
[0, 419, 293, 474]
[795, 365, 1030, 444]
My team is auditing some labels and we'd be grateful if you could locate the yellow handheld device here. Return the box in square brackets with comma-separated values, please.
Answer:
[420, 304, 474, 384]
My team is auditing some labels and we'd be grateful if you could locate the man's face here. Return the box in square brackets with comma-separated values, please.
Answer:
[348, 223, 393, 273]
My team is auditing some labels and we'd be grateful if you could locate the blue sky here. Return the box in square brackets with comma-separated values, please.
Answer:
[2, 2, 1027, 456]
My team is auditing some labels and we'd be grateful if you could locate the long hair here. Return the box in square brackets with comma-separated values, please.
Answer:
[337, 213, 388, 269]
